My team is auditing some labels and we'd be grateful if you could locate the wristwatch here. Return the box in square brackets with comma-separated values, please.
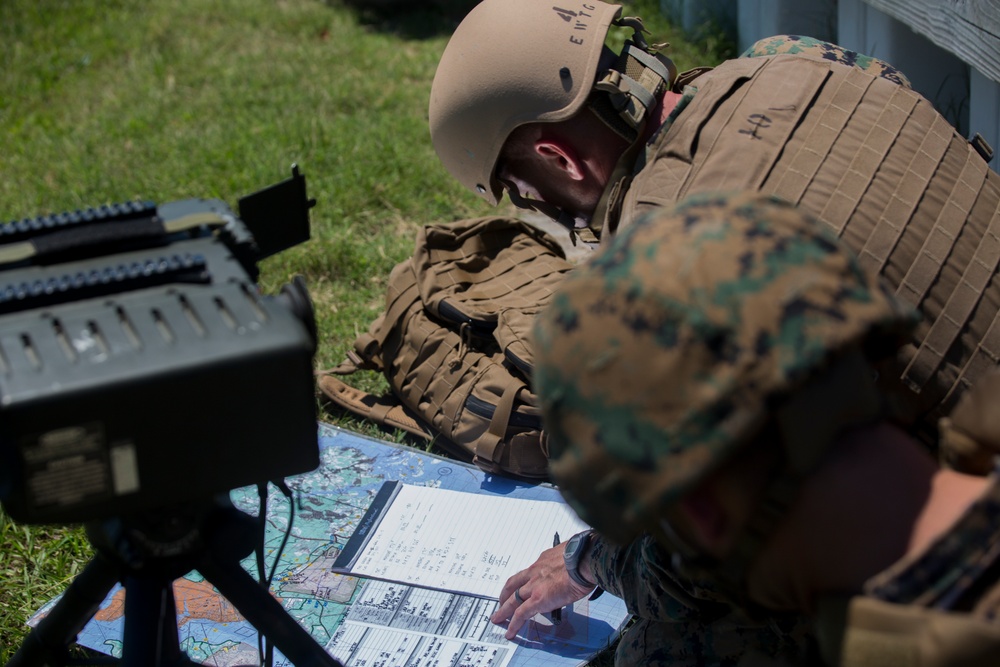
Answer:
[563, 529, 597, 589]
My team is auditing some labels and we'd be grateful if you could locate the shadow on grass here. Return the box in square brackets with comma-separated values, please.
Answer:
[324, 0, 478, 39]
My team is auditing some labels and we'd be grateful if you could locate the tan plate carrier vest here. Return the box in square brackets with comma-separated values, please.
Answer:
[619, 54, 1000, 439]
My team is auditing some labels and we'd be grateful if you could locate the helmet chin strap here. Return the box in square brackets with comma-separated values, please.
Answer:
[580, 16, 678, 241]
[503, 182, 591, 239]
[586, 137, 643, 240]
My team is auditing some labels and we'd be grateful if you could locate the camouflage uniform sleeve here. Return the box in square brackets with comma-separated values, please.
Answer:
[740, 35, 911, 88]
[588, 532, 732, 621]
[588, 533, 815, 665]
[862, 474, 1000, 615]
[614, 614, 813, 667]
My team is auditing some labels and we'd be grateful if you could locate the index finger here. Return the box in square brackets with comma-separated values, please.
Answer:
[503, 591, 540, 640]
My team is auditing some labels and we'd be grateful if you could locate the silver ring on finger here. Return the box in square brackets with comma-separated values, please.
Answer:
[514, 587, 525, 604]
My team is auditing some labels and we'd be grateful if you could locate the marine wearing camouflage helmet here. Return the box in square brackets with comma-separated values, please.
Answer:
[525, 192, 1000, 666]
[534, 190, 916, 547]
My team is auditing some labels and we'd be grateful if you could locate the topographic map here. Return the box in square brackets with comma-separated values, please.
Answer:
[30, 424, 629, 666]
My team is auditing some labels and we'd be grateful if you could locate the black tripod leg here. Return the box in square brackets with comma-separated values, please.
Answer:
[121, 573, 194, 667]
[197, 558, 344, 667]
[7, 555, 120, 667]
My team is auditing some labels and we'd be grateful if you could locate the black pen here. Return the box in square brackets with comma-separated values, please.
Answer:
[551, 532, 563, 624]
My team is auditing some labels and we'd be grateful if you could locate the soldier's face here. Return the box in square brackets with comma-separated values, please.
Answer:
[496, 146, 605, 228]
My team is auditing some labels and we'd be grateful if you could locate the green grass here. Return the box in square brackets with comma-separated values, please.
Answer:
[0, 0, 731, 662]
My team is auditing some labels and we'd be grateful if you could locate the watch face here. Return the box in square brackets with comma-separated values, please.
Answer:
[565, 531, 587, 561]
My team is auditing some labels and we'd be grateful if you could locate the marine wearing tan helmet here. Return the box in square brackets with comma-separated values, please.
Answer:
[428, 0, 676, 217]
[433, 0, 1000, 448]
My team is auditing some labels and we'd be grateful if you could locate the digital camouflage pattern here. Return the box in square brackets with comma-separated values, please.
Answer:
[864, 474, 1000, 614]
[586, 532, 815, 666]
[741, 35, 912, 88]
[533, 191, 917, 545]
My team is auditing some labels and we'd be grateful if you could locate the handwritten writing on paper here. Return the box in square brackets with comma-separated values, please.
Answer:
[345, 483, 590, 598]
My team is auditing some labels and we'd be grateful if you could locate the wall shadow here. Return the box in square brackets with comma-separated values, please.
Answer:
[326, 0, 479, 39]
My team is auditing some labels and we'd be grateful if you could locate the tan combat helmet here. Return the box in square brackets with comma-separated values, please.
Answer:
[428, 0, 676, 215]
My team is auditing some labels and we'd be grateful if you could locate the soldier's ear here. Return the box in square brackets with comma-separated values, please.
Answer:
[533, 140, 586, 182]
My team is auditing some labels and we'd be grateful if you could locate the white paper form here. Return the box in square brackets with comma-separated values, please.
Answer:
[325, 580, 515, 667]
[333, 481, 591, 598]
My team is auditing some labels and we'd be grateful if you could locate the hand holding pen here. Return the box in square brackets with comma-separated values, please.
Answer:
[491, 530, 594, 639]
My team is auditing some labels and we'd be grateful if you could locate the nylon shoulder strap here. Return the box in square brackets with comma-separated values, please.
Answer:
[816, 594, 1000, 667]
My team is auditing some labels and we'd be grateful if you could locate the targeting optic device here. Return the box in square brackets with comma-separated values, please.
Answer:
[1, 165, 344, 667]
[0, 165, 320, 525]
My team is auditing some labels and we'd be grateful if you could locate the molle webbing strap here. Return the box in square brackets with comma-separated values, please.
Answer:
[854, 111, 955, 276]
[364, 261, 423, 366]
[448, 252, 564, 303]
[949, 314, 1000, 410]
[754, 60, 1000, 420]
[766, 65, 877, 208]
[895, 155, 988, 310]
[475, 383, 523, 473]
[317, 374, 433, 441]
[817, 85, 920, 238]
[904, 193, 1000, 398]
[815, 595, 1000, 667]
[671, 56, 823, 201]
[414, 218, 572, 316]
[327, 216, 564, 479]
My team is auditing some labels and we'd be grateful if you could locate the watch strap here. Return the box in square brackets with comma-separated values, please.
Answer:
[565, 529, 598, 588]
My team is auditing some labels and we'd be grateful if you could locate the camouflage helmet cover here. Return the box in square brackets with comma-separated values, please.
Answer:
[428, 0, 622, 205]
[532, 192, 918, 544]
